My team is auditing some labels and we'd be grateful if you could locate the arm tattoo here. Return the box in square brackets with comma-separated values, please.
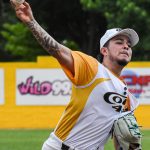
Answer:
[26, 19, 62, 55]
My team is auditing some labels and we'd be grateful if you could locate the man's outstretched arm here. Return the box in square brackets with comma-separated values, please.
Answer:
[11, 1, 74, 75]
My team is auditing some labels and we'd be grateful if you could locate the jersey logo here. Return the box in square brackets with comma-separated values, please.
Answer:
[104, 92, 127, 112]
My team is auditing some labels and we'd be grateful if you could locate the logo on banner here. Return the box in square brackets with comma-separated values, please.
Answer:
[18, 76, 71, 96]
[16, 69, 72, 105]
[121, 69, 150, 98]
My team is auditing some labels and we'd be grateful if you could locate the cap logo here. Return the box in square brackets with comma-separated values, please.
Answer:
[116, 28, 122, 31]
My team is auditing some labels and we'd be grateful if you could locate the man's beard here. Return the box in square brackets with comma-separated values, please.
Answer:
[117, 59, 129, 66]
[108, 53, 130, 67]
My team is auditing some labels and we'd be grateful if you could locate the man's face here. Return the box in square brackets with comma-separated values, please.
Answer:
[106, 35, 132, 66]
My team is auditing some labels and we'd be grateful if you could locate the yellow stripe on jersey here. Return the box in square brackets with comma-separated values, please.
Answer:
[55, 78, 110, 141]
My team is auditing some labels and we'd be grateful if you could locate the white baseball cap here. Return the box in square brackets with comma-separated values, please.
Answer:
[100, 28, 139, 49]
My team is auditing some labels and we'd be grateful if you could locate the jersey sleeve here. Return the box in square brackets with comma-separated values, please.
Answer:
[60, 51, 98, 86]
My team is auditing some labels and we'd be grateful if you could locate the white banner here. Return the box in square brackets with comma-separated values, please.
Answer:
[16, 68, 150, 105]
[0, 69, 4, 105]
[16, 69, 71, 105]
[121, 68, 150, 104]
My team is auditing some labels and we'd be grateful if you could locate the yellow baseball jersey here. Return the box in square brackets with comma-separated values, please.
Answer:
[54, 51, 139, 149]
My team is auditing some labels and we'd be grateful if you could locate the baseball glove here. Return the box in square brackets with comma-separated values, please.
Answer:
[113, 113, 142, 150]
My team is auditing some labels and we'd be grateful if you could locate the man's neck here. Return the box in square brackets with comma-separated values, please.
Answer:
[102, 61, 124, 77]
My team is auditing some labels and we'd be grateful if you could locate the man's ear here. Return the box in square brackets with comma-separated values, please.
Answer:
[100, 47, 108, 56]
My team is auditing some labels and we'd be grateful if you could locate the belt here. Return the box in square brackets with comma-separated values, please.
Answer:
[50, 132, 75, 150]
[61, 143, 70, 150]
[61, 143, 75, 150]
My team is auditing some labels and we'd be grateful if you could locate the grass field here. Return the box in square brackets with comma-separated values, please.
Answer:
[0, 129, 149, 150]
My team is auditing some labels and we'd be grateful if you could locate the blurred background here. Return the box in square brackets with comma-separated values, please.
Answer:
[0, 0, 150, 150]
[1, 0, 150, 61]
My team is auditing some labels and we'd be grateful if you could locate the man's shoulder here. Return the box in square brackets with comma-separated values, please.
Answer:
[71, 51, 98, 62]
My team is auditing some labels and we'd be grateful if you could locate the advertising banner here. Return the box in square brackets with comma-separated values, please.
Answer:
[16, 67, 150, 105]
[16, 69, 71, 105]
[121, 68, 150, 104]
[0, 69, 4, 105]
